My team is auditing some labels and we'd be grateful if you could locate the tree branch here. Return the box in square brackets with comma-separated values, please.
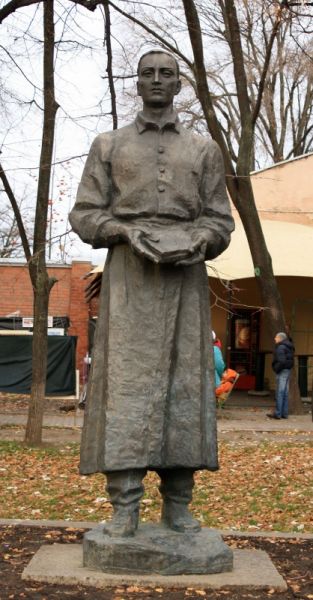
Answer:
[252, 15, 282, 126]
[108, 0, 193, 69]
[0, 0, 39, 23]
[0, 0, 101, 23]
[102, 0, 117, 129]
[223, 0, 251, 123]
[0, 163, 32, 261]
[181, 0, 237, 197]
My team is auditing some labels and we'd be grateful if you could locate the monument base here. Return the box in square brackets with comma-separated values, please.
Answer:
[83, 524, 233, 575]
[22, 543, 287, 591]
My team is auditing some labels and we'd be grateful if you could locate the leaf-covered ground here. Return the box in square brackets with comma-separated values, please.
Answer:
[0, 441, 312, 533]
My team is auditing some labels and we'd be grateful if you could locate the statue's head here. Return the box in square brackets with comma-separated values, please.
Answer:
[137, 50, 181, 108]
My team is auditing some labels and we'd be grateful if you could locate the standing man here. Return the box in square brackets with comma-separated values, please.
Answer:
[268, 332, 295, 419]
[70, 50, 234, 538]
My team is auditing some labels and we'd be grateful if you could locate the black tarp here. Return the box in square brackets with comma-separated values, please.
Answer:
[0, 316, 70, 331]
[0, 335, 77, 395]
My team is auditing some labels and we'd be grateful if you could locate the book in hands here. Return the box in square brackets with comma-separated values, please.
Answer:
[144, 230, 193, 263]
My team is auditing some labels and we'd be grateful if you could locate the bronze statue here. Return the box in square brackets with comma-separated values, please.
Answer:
[70, 50, 234, 538]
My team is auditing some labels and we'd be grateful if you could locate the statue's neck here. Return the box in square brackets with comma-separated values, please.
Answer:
[141, 104, 175, 126]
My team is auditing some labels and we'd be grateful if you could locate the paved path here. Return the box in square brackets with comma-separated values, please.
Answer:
[218, 409, 313, 431]
[1, 407, 312, 430]
[1, 389, 311, 430]
[0, 407, 312, 444]
[218, 409, 312, 443]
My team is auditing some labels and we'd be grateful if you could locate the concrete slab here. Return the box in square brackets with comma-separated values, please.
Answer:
[22, 544, 287, 591]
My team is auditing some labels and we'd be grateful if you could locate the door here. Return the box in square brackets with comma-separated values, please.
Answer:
[227, 308, 260, 390]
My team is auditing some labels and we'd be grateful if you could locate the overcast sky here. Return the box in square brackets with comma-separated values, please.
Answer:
[1, 1, 149, 266]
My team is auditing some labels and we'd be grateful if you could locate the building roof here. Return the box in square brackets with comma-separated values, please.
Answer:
[251, 151, 313, 176]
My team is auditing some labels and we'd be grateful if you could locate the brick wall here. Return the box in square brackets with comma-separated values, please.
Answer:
[0, 260, 93, 381]
[1, 263, 35, 316]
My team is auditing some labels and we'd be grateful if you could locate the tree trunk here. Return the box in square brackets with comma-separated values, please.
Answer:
[25, 270, 51, 443]
[25, 0, 59, 444]
[288, 370, 303, 415]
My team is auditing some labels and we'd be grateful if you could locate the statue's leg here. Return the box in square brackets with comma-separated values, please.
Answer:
[158, 468, 201, 533]
[103, 469, 146, 537]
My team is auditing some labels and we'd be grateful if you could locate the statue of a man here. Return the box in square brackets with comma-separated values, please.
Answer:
[69, 50, 234, 538]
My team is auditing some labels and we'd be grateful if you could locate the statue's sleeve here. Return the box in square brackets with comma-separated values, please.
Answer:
[69, 134, 126, 249]
[197, 140, 235, 260]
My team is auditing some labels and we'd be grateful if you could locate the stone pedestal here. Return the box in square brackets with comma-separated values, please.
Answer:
[22, 543, 288, 591]
[83, 523, 233, 575]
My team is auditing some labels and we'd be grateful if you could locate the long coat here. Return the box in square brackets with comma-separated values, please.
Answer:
[69, 112, 234, 474]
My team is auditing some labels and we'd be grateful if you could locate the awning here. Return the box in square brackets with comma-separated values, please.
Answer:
[83, 220, 313, 288]
[206, 220, 313, 280]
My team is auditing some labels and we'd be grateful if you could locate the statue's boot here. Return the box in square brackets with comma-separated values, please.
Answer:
[103, 469, 146, 537]
[159, 468, 201, 533]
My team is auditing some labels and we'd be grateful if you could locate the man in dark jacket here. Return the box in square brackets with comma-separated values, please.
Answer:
[268, 332, 295, 419]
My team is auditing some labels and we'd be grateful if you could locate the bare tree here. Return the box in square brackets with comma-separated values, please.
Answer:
[183, 0, 306, 412]
[201, 2, 313, 167]
[24, 0, 59, 444]
[0, 0, 120, 443]
[0, 0, 58, 444]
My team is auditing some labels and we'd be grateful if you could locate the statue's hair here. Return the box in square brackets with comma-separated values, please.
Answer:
[137, 50, 180, 77]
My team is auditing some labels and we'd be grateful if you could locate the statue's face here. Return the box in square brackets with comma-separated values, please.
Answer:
[137, 53, 181, 108]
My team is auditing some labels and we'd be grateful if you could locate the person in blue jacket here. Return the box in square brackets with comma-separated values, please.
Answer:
[267, 332, 295, 419]
[212, 331, 225, 388]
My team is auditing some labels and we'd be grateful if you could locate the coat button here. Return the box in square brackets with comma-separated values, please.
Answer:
[158, 185, 165, 192]
[159, 166, 165, 173]
[158, 146, 165, 153]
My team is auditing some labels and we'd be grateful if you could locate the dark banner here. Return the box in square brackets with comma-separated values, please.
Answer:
[0, 335, 77, 395]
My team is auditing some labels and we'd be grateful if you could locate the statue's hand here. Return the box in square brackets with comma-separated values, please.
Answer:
[128, 229, 161, 263]
[175, 231, 218, 266]
[175, 242, 207, 266]
[174, 232, 208, 266]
